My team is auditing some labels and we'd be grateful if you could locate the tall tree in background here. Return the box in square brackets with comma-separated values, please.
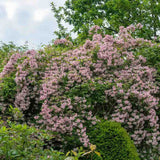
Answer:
[51, 0, 160, 40]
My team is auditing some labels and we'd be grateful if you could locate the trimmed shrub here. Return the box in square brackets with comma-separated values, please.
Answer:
[87, 120, 140, 160]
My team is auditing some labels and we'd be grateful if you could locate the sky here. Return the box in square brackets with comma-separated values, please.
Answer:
[0, 0, 67, 49]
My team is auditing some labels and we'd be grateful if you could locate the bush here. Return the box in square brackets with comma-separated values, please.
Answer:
[0, 119, 66, 160]
[0, 119, 102, 160]
[87, 120, 140, 160]
[0, 25, 160, 159]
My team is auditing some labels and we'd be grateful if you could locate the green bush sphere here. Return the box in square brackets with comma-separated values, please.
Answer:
[87, 120, 140, 160]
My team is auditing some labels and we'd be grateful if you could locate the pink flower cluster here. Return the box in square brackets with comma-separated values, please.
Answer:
[89, 25, 101, 34]
[54, 39, 73, 46]
[14, 50, 40, 111]
[0, 53, 21, 78]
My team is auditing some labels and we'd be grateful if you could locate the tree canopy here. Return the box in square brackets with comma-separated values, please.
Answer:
[51, 0, 160, 40]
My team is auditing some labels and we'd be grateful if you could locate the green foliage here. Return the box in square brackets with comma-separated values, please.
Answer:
[87, 120, 140, 160]
[66, 145, 102, 160]
[51, 0, 160, 41]
[0, 119, 66, 160]
[0, 74, 17, 117]
[51, 3, 71, 39]
[105, 0, 160, 39]
[66, 79, 113, 118]
[0, 119, 102, 160]
[0, 74, 16, 100]
[8, 106, 24, 122]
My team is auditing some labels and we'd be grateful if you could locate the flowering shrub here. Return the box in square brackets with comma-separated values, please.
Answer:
[0, 50, 53, 121]
[0, 25, 160, 159]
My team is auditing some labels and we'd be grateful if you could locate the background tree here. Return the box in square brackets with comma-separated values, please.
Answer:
[51, 0, 160, 40]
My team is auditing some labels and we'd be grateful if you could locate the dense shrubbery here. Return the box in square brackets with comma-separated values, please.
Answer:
[0, 25, 160, 159]
[0, 119, 66, 160]
[0, 119, 138, 160]
[87, 120, 140, 160]
[0, 119, 103, 160]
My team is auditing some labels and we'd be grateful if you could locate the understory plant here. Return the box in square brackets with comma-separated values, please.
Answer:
[0, 119, 66, 160]
[0, 119, 102, 160]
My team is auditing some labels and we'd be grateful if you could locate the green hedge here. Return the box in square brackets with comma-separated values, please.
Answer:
[86, 120, 140, 160]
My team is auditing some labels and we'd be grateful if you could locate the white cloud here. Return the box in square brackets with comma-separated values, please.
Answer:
[34, 9, 51, 22]
[3, 2, 19, 20]
[23, 0, 39, 6]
